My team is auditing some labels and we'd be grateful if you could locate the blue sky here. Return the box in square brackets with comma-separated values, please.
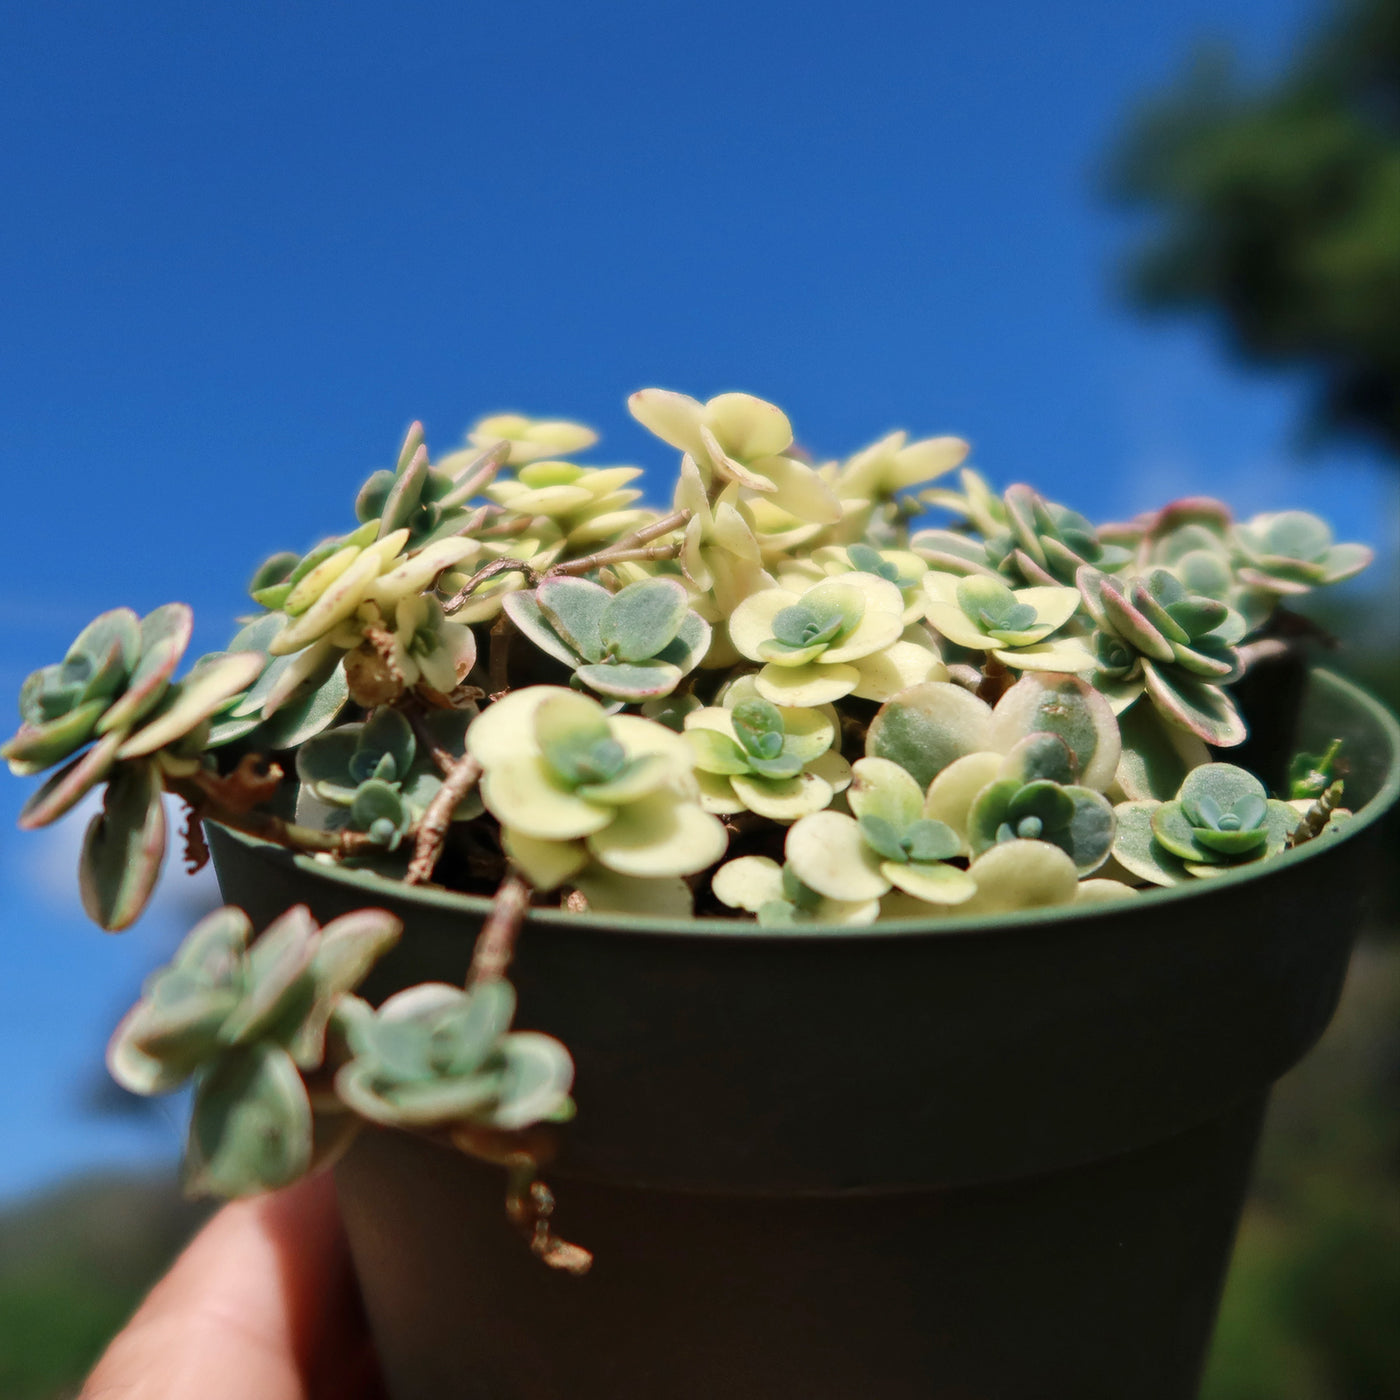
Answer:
[2, 0, 1395, 1202]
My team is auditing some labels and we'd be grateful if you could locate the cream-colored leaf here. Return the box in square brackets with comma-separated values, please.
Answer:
[704, 392, 793, 460]
[695, 769, 745, 814]
[627, 389, 707, 457]
[118, 653, 265, 758]
[572, 866, 695, 918]
[480, 754, 612, 840]
[805, 748, 853, 793]
[269, 550, 384, 655]
[712, 855, 786, 913]
[728, 588, 799, 662]
[1075, 878, 1138, 904]
[923, 751, 1004, 851]
[586, 791, 728, 877]
[849, 641, 947, 702]
[731, 770, 834, 822]
[785, 810, 889, 901]
[995, 639, 1096, 672]
[882, 861, 977, 905]
[962, 839, 1079, 913]
[922, 599, 994, 651]
[756, 454, 843, 525]
[847, 756, 925, 826]
[755, 662, 859, 707]
[1013, 585, 1081, 632]
[502, 829, 588, 891]
[465, 686, 554, 764]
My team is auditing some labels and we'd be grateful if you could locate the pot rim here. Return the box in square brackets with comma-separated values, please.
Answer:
[217, 668, 1400, 946]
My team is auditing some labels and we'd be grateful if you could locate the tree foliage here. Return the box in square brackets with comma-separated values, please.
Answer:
[1112, 0, 1400, 458]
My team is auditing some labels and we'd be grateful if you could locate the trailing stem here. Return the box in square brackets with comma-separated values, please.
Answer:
[405, 752, 485, 885]
[469, 869, 531, 984]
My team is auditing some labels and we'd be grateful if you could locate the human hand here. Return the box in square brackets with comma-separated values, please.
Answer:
[81, 1170, 385, 1400]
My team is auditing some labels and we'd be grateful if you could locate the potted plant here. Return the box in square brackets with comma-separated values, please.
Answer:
[6, 390, 1397, 1400]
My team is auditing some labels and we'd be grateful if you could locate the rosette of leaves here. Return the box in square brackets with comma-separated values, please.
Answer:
[296, 707, 480, 852]
[921, 573, 1091, 672]
[1231, 510, 1373, 596]
[465, 412, 598, 466]
[5, 607, 265, 930]
[486, 460, 651, 552]
[352, 421, 504, 549]
[628, 388, 842, 525]
[684, 686, 851, 821]
[802, 543, 930, 623]
[335, 980, 574, 1132]
[964, 733, 1116, 874]
[4, 605, 259, 785]
[466, 686, 727, 893]
[985, 484, 1133, 586]
[866, 672, 1121, 800]
[1288, 739, 1343, 801]
[671, 456, 773, 623]
[834, 430, 970, 506]
[1112, 764, 1299, 886]
[503, 575, 710, 702]
[107, 904, 402, 1197]
[730, 573, 939, 707]
[712, 855, 881, 927]
[784, 757, 976, 907]
[1077, 565, 1247, 747]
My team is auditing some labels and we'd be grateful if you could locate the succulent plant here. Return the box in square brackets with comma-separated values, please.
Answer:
[712, 854, 881, 926]
[783, 758, 976, 907]
[108, 904, 401, 1196]
[505, 575, 710, 701]
[466, 412, 599, 466]
[629, 388, 842, 525]
[684, 680, 851, 821]
[730, 572, 942, 707]
[466, 686, 727, 894]
[921, 573, 1091, 672]
[4, 382, 1379, 1214]
[335, 981, 574, 1132]
[967, 764, 1116, 875]
[296, 707, 480, 850]
[486, 460, 652, 552]
[1111, 764, 1300, 886]
[1078, 565, 1248, 747]
[1231, 510, 1373, 596]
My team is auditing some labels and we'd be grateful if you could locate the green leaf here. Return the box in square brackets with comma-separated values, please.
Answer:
[17, 729, 124, 830]
[2, 697, 108, 771]
[990, 673, 1121, 792]
[185, 1044, 313, 1198]
[685, 726, 752, 775]
[904, 818, 960, 863]
[351, 708, 416, 784]
[219, 906, 319, 1047]
[1006, 780, 1076, 832]
[998, 732, 1077, 785]
[968, 778, 1021, 855]
[487, 1032, 575, 1130]
[731, 698, 785, 760]
[78, 760, 167, 930]
[69, 609, 142, 696]
[1140, 662, 1247, 747]
[1177, 764, 1268, 829]
[865, 681, 994, 790]
[1114, 699, 1210, 802]
[534, 692, 623, 786]
[98, 604, 196, 734]
[858, 814, 908, 862]
[537, 577, 610, 663]
[377, 444, 429, 537]
[503, 590, 584, 668]
[1059, 788, 1116, 871]
[247, 664, 349, 751]
[576, 659, 683, 700]
[600, 578, 690, 663]
[1110, 801, 1188, 887]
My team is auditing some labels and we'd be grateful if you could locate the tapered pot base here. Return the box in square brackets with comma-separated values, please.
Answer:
[337, 1093, 1266, 1400]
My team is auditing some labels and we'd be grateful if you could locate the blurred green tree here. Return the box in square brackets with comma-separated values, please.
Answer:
[1111, 0, 1400, 458]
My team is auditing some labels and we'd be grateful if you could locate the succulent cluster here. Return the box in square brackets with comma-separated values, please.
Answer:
[5, 387, 1375, 1204]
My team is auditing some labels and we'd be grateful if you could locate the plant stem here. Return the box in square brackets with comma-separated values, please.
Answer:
[976, 656, 1011, 704]
[169, 776, 385, 857]
[405, 753, 484, 885]
[468, 869, 531, 983]
[548, 509, 690, 578]
[489, 614, 513, 695]
[441, 558, 540, 615]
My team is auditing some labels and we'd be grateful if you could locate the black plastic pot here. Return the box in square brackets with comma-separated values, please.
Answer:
[209, 669, 1400, 1400]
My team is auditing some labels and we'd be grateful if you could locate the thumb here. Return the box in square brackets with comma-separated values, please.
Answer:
[82, 1170, 381, 1400]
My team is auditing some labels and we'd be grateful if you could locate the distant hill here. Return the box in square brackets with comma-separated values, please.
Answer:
[0, 1173, 209, 1400]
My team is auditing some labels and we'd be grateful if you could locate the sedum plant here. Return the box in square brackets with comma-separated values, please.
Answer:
[3, 388, 1376, 1241]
